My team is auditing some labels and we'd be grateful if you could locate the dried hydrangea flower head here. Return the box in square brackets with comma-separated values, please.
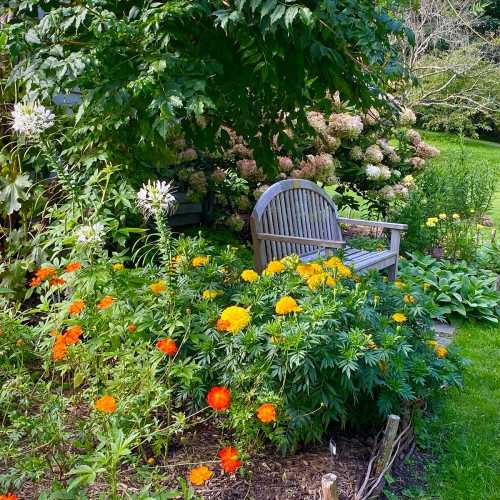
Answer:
[11, 101, 55, 138]
[76, 222, 105, 245]
[137, 180, 176, 217]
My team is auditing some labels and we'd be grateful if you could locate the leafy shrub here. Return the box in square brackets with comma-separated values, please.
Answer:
[399, 253, 500, 323]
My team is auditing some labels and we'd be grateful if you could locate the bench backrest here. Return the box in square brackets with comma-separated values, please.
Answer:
[250, 179, 343, 270]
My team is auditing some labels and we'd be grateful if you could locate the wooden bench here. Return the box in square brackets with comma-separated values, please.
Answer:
[250, 179, 407, 280]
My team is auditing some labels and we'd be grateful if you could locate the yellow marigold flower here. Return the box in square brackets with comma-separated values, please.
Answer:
[150, 280, 166, 294]
[403, 294, 416, 304]
[425, 217, 438, 227]
[241, 269, 259, 282]
[296, 263, 323, 279]
[438, 213, 447, 220]
[218, 306, 250, 333]
[192, 256, 209, 267]
[422, 282, 431, 290]
[452, 213, 460, 220]
[435, 345, 448, 358]
[324, 256, 343, 269]
[307, 272, 336, 291]
[367, 340, 377, 350]
[392, 312, 407, 323]
[275, 296, 302, 315]
[202, 289, 222, 300]
[394, 280, 405, 289]
[336, 264, 352, 278]
[477, 224, 485, 230]
[112, 263, 124, 271]
[189, 465, 214, 486]
[426, 340, 438, 349]
[264, 260, 285, 275]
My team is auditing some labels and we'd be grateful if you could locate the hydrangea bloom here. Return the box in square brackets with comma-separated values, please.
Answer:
[306, 111, 327, 131]
[328, 112, 363, 138]
[362, 107, 380, 126]
[409, 156, 425, 169]
[406, 129, 422, 146]
[11, 102, 55, 137]
[277, 156, 294, 173]
[399, 107, 417, 126]
[364, 145, 384, 164]
[379, 185, 396, 200]
[416, 142, 440, 159]
[76, 222, 105, 245]
[137, 180, 176, 217]
[365, 164, 382, 180]
[349, 146, 364, 160]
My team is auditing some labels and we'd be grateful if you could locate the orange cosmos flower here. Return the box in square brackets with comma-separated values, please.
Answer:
[149, 281, 166, 294]
[0, 493, 17, 500]
[218, 446, 241, 474]
[64, 325, 83, 345]
[95, 395, 117, 413]
[156, 337, 177, 356]
[29, 276, 42, 288]
[188, 465, 213, 486]
[97, 295, 114, 309]
[127, 323, 137, 333]
[52, 336, 68, 361]
[49, 277, 65, 286]
[256, 403, 277, 423]
[68, 299, 85, 316]
[35, 266, 56, 280]
[207, 386, 231, 411]
[65, 262, 81, 273]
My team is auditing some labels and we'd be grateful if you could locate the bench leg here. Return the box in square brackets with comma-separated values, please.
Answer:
[387, 262, 397, 281]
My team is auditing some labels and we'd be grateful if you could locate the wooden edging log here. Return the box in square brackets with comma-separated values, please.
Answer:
[374, 414, 400, 477]
[321, 473, 339, 500]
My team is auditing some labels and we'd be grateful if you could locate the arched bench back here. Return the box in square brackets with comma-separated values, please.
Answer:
[250, 179, 343, 271]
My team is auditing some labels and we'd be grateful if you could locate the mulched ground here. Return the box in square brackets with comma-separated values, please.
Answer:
[4, 422, 375, 499]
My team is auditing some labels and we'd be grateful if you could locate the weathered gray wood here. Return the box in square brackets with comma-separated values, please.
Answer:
[321, 473, 339, 500]
[250, 179, 406, 276]
[374, 414, 401, 476]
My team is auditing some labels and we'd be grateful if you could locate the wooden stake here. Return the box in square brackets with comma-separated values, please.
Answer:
[321, 473, 339, 500]
[374, 414, 400, 476]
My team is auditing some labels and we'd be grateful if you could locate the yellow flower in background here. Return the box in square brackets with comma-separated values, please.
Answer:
[336, 264, 352, 278]
[403, 294, 416, 304]
[436, 345, 448, 358]
[241, 269, 259, 282]
[149, 280, 166, 294]
[438, 213, 447, 220]
[425, 217, 438, 227]
[296, 262, 323, 279]
[112, 263, 124, 271]
[264, 260, 285, 275]
[202, 289, 222, 300]
[275, 296, 302, 315]
[307, 272, 336, 291]
[426, 340, 438, 349]
[452, 213, 460, 220]
[217, 306, 250, 333]
[189, 465, 213, 486]
[477, 224, 485, 230]
[192, 256, 209, 267]
[394, 280, 405, 289]
[392, 312, 407, 323]
[422, 282, 431, 290]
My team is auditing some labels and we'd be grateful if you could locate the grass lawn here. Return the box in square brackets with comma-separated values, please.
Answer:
[404, 132, 500, 499]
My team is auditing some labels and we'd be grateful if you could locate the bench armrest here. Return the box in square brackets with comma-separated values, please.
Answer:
[255, 232, 346, 249]
[337, 217, 408, 231]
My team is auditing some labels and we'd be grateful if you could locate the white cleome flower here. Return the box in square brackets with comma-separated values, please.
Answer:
[76, 222, 105, 245]
[137, 180, 176, 217]
[11, 102, 55, 137]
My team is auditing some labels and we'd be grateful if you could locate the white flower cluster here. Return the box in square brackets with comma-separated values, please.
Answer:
[137, 180, 177, 217]
[11, 102, 55, 137]
[365, 164, 391, 181]
[328, 112, 364, 138]
[398, 107, 417, 126]
[76, 222, 105, 245]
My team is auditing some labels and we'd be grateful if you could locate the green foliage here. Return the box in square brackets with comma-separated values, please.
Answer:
[399, 253, 500, 323]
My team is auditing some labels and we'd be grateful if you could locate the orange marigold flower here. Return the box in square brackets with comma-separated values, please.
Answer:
[68, 299, 85, 316]
[0, 493, 17, 500]
[149, 280, 166, 294]
[156, 337, 177, 356]
[97, 295, 114, 309]
[241, 269, 259, 282]
[29, 276, 42, 288]
[95, 395, 117, 413]
[296, 262, 323, 279]
[275, 296, 302, 315]
[403, 294, 416, 304]
[256, 403, 277, 423]
[391, 312, 407, 323]
[207, 386, 231, 411]
[218, 447, 242, 473]
[188, 465, 213, 486]
[49, 277, 65, 286]
[191, 256, 210, 267]
[435, 345, 448, 358]
[65, 262, 81, 273]
[217, 306, 250, 334]
[127, 323, 137, 333]
[263, 260, 285, 275]
[52, 336, 68, 361]
[64, 325, 83, 345]
[221, 458, 241, 474]
[218, 446, 239, 462]
[35, 266, 56, 280]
